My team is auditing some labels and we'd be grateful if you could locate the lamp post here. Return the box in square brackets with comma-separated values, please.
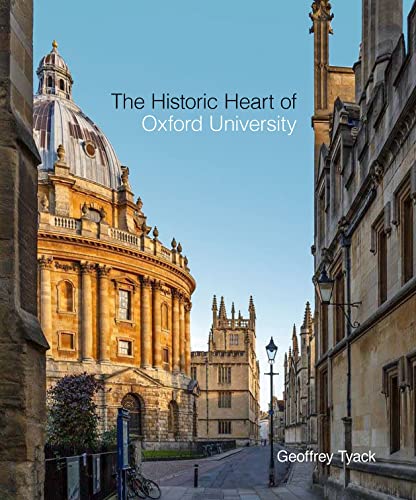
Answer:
[265, 337, 278, 487]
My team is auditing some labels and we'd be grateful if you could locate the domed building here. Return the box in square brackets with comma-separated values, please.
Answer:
[35, 42, 198, 448]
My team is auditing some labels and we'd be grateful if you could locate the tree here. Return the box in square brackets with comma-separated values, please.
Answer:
[47, 373, 103, 452]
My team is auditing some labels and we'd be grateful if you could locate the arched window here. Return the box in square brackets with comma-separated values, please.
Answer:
[58, 280, 74, 313]
[59, 79, 65, 91]
[47, 76, 53, 88]
[168, 400, 179, 438]
[122, 393, 143, 437]
[161, 303, 169, 330]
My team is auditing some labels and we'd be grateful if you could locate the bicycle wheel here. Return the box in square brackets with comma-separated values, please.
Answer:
[142, 478, 161, 499]
[130, 476, 147, 499]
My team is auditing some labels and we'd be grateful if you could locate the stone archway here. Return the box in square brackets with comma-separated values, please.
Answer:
[122, 393, 144, 438]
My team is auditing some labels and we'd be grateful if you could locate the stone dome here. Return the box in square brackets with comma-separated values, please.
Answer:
[34, 42, 122, 190]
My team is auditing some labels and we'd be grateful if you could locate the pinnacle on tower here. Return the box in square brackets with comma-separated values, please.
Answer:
[231, 302, 235, 322]
[249, 295, 255, 312]
[302, 301, 312, 329]
[292, 324, 299, 356]
[212, 295, 218, 311]
[219, 296, 227, 319]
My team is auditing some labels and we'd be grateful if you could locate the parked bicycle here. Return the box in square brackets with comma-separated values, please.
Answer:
[126, 465, 161, 499]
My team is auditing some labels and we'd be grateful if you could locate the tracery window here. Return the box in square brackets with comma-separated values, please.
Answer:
[229, 333, 239, 346]
[402, 195, 414, 283]
[218, 366, 232, 384]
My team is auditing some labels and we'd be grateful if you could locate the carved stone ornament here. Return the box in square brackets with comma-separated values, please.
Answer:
[55, 261, 78, 272]
[38, 255, 53, 269]
[370, 162, 384, 187]
[98, 265, 111, 277]
[310, 1, 334, 33]
[40, 193, 49, 213]
[140, 275, 153, 288]
[80, 261, 96, 274]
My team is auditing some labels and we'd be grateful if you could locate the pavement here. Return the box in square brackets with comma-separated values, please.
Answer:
[148, 445, 323, 499]
[109, 446, 323, 499]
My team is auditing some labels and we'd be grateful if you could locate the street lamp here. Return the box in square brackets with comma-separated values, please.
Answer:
[265, 337, 277, 487]
[315, 265, 361, 329]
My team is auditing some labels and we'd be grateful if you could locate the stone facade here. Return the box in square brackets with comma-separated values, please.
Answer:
[311, 1, 416, 498]
[284, 303, 317, 449]
[35, 43, 198, 450]
[191, 297, 260, 446]
[0, 2, 49, 499]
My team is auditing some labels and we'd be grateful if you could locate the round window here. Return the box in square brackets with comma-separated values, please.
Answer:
[84, 141, 96, 158]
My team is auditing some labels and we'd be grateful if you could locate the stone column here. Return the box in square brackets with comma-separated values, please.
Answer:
[98, 265, 111, 362]
[39, 256, 53, 357]
[81, 262, 94, 361]
[172, 290, 180, 373]
[179, 296, 186, 373]
[0, 2, 48, 496]
[141, 276, 152, 368]
[152, 281, 162, 369]
[185, 301, 192, 376]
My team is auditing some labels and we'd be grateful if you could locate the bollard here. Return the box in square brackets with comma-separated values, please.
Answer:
[194, 464, 199, 488]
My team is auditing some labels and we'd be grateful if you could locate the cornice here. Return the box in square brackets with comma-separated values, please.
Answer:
[38, 231, 196, 292]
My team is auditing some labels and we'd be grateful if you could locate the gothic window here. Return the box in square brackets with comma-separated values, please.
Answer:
[378, 229, 388, 305]
[58, 331, 75, 351]
[321, 303, 328, 355]
[57, 280, 75, 313]
[218, 391, 232, 408]
[334, 268, 345, 343]
[333, 151, 342, 212]
[122, 393, 142, 437]
[229, 333, 239, 346]
[118, 290, 132, 320]
[218, 366, 232, 384]
[118, 339, 133, 357]
[191, 366, 197, 380]
[218, 420, 231, 435]
[318, 187, 326, 245]
[403, 195, 414, 283]
[168, 401, 179, 437]
[161, 303, 169, 330]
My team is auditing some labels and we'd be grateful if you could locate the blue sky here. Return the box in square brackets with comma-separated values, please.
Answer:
[35, 1, 403, 408]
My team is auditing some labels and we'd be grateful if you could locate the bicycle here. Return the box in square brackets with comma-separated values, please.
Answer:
[127, 466, 161, 499]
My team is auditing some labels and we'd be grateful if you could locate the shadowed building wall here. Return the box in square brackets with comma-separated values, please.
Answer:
[0, 1, 48, 498]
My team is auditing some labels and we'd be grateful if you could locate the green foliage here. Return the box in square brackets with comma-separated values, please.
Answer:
[47, 373, 103, 452]
[100, 426, 117, 449]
